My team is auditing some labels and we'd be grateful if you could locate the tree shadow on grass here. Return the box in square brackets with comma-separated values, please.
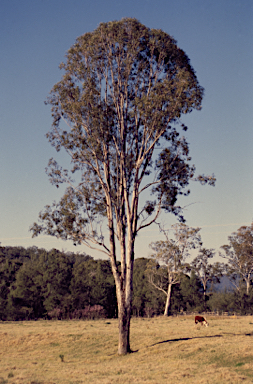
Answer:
[150, 334, 222, 347]
[130, 332, 253, 354]
[150, 332, 253, 348]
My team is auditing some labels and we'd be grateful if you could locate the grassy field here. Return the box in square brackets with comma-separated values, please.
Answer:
[0, 315, 253, 383]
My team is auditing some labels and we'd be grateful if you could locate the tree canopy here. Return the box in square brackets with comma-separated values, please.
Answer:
[221, 223, 253, 295]
[146, 223, 202, 315]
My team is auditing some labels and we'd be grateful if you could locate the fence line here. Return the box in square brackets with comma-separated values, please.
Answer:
[175, 311, 241, 317]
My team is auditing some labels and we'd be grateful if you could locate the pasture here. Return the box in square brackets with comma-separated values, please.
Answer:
[0, 315, 253, 383]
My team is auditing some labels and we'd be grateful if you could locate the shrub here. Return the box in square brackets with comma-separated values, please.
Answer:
[48, 305, 106, 320]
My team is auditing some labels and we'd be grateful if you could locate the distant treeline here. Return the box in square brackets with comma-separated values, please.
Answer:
[0, 246, 252, 320]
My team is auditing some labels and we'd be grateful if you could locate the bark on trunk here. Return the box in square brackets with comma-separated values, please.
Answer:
[246, 279, 250, 295]
[118, 305, 131, 355]
[164, 283, 172, 316]
[116, 285, 132, 355]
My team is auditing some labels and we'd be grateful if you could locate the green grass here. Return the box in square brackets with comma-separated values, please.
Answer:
[0, 316, 253, 383]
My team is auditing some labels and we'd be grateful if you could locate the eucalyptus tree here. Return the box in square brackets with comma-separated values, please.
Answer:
[30, 18, 215, 354]
[220, 223, 253, 295]
[146, 223, 202, 316]
[191, 248, 224, 297]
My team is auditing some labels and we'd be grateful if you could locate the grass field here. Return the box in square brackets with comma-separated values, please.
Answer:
[0, 315, 253, 383]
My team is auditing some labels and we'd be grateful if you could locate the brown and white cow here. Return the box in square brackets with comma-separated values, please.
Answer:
[195, 315, 209, 327]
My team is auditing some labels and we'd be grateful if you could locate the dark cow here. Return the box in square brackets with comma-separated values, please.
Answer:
[195, 315, 209, 327]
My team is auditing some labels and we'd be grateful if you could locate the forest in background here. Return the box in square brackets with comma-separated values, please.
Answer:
[0, 245, 252, 321]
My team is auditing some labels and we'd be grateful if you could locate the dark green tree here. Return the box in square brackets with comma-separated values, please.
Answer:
[0, 258, 22, 319]
[10, 257, 45, 319]
[39, 249, 72, 314]
[70, 258, 95, 309]
[231, 289, 253, 314]
[70, 258, 117, 318]
[30, 18, 215, 354]
[0, 246, 31, 320]
[92, 259, 117, 318]
[132, 258, 150, 317]
[132, 258, 164, 317]
[9, 248, 73, 319]
[208, 290, 235, 314]
[180, 271, 204, 312]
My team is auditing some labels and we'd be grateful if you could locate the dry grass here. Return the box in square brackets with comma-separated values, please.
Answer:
[0, 315, 253, 383]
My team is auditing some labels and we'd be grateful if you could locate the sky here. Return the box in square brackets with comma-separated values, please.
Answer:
[0, 0, 253, 262]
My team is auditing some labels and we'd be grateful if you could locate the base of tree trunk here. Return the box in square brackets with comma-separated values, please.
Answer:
[118, 309, 131, 355]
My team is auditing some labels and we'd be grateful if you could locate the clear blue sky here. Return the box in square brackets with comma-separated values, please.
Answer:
[1, 0, 253, 261]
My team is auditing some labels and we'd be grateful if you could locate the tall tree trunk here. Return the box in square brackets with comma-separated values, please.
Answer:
[116, 234, 135, 354]
[203, 282, 207, 310]
[117, 296, 131, 355]
[108, 233, 134, 354]
[246, 278, 250, 295]
[164, 283, 172, 316]
[115, 274, 133, 354]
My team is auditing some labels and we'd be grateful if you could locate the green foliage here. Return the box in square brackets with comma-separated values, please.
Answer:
[191, 248, 224, 302]
[0, 246, 34, 320]
[70, 258, 117, 318]
[0, 246, 117, 320]
[40, 249, 73, 313]
[208, 290, 235, 313]
[132, 258, 164, 317]
[221, 222, 253, 295]
[2, 245, 253, 318]
[231, 289, 253, 314]
[146, 223, 202, 315]
[10, 259, 45, 319]
[179, 272, 205, 312]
